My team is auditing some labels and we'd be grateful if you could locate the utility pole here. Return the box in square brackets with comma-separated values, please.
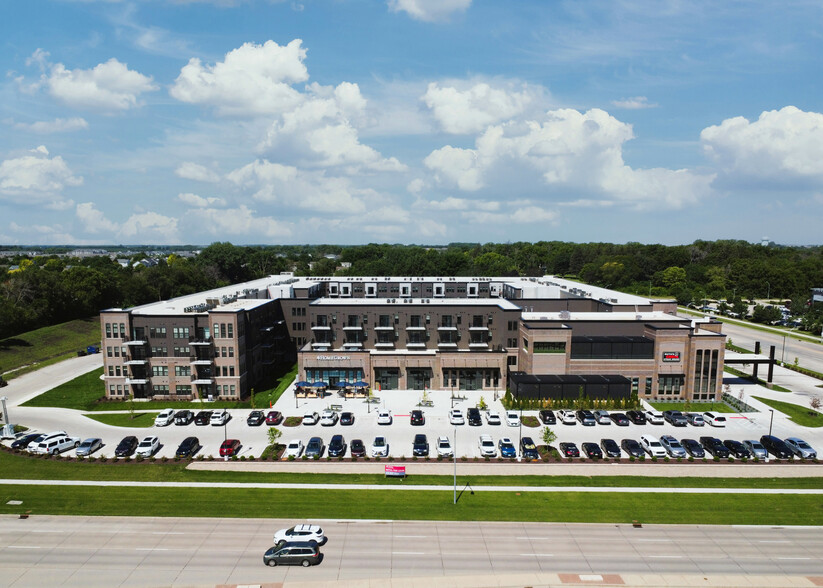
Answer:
[453, 425, 457, 505]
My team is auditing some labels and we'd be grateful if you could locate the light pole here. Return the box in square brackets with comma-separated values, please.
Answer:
[781, 335, 787, 364]
[768, 409, 774, 437]
[453, 424, 457, 505]
[517, 404, 523, 462]
[766, 281, 771, 301]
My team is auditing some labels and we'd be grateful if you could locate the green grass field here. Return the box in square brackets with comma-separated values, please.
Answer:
[21, 363, 298, 411]
[649, 401, 736, 413]
[0, 317, 100, 379]
[753, 396, 823, 428]
[83, 412, 158, 428]
[1, 483, 821, 525]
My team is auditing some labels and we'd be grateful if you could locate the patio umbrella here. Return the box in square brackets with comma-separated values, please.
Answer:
[353, 381, 369, 388]
[334, 381, 350, 388]
[312, 381, 328, 388]
[295, 381, 312, 388]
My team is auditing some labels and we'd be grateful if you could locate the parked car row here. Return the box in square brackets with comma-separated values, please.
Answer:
[154, 408, 232, 427]
[555, 434, 816, 460]
[540, 408, 727, 428]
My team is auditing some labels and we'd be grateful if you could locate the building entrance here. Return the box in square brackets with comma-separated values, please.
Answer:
[406, 368, 432, 390]
[374, 368, 399, 390]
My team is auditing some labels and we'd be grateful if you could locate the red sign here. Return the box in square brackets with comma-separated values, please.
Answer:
[662, 351, 681, 362]
[385, 465, 406, 477]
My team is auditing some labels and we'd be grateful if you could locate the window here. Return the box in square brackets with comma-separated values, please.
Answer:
[173, 327, 190, 339]
[379, 314, 391, 327]
[109, 385, 115, 395]
[229, 366, 235, 376]
[120, 323, 126, 337]
[176, 385, 191, 395]
[410, 315, 422, 327]
[175, 366, 191, 377]
[228, 347, 234, 357]
[150, 326, 166, 338]
[533, 342, 566, 354]
[227, 324, 233, 338]
[214, 323, 222, 338]
[108, 366, 114, 376]
[645, 377, 653, 395]
[105, 323, 112, 338]
[153, 385, 169, 394]
[112, 323, 119, 337]
[221, 346, 227, 357]
[230, 385, 236, 396]
[152, 366, 169, 377]
[523, 338, 529, 349]
[106, 346, 113, 357]
[316, 315, 328, 327]
[151, 346, 167, 357]
[113, 347, 120, 357]
[173, 346, 190, 357]
[507, 320, 518, 331]
[631, 377, 639, 395]
[441, 315, 453, 328]
[506, 338, 517, 348]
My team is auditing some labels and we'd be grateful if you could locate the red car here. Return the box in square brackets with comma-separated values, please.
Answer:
[266, 411, 283, 425]
[219, 439, 242, 457]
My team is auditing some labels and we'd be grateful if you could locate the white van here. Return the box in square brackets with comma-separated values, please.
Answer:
[31, 431, 80, 455]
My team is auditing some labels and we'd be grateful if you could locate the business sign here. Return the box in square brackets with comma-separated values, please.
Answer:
[662, 351, 681, 362]
[316, 355, 351, 361]
[385, 465, 406, 478]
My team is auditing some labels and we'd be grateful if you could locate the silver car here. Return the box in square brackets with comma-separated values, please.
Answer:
[76, 437, 103, 457]
[742, 439, 768, 460]
[660, 435, 687, 458]
[784, 437, 817, 459]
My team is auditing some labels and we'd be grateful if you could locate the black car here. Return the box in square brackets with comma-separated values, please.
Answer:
[539, 410, 556, 425]
[350, 438, 366, 457]
[467, 407, 482, 426]
[340, 412, 355, 426]
[175, 436, 201, 458]
[305, 437, 324, 458]
[700, 436, 731, 458]
[175, 410, 194, 425]
[681, 438, 705, 458]
[559, 442, 580, 458]
[609, 413, 630, 426]
[600, 438, 621, 458]
[412, 434, 429, 456]
[194, 410, 213, 425]
[247, 410, 265, 426]
[115, 435, 138, 457]
[724, 439, 751, 459]
[410, 410, 425, 425]
[760, 435, 793, 459]
[576, 410, 596, 426]
[328, 434, 346, 457]
[626, 410, 647, 425]
[520, 436, 540, 461]
[620, 438, 644, 458]
[582, 442, 603, 459]
[11, 433, 42, 450]
[663, 410, 688, 427]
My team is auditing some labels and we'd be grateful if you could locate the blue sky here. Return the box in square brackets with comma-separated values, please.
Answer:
[2, 0, 822, 246]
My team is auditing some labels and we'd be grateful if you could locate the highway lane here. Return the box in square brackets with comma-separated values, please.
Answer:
[1, 516, 822, 587]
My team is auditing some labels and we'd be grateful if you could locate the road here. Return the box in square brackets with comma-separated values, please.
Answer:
[1, 516, 822, 587]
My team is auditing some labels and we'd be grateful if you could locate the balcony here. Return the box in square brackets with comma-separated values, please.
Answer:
[190, 357, 213, 365]
[343, 325, 363, 331]
[437, 325, 457, 331]
[342, 342, 363, 349]
[405, 325, 426, 331]
[438, 342, 458, 348]
[125, 377, 149, 385]
[374, 325, 394, 331]
[189, 337, 212, 346]
[123, 359, 147, 366]
[374, 342, 395, 348]
[468, 342, 489, 349]
[311, 342, 331, 349]
[192, 378, 215, 385]
[123, 339, 148, 346]
[406, 342, 427, 349]
[469, 326, 488, 331]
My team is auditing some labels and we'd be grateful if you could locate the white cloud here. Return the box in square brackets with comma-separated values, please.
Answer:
[422, 81, 541, 134]
[119, 211, 180, 243]
[423, 107, 714, 209]
[177, 192, 226, 207]
[41, 56, 157, 111]
[0, 146, 83, 206]
[611, 96, 658, 110]
[701, 106, 823, 183]
[388, 0, 472, 22]
[175, 162, 221, 183]
[170, 40, 308, 116]
[186, 205, 292, 239]
[11, 117, 89, 134]
[76, 201, 119, 233]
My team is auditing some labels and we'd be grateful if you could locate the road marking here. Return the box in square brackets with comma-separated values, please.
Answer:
[7, 546, 40, 549]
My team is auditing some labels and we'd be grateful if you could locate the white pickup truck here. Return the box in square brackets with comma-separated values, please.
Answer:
[30, 431, 81, 455]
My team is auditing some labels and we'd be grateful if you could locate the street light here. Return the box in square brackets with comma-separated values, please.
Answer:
[453, 424, 457, 505]
[768, 409, 774, 437]
[781, 335, 787, 364]
[766, 281, 771, 301]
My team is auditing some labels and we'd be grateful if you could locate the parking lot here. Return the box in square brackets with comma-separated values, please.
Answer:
[4, 374, 821, 463]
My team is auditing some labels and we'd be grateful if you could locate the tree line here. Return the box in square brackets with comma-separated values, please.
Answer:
[2, 239, 822, 340]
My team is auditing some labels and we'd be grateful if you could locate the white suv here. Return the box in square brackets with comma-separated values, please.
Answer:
[210, 410, 230, 426]
[640, 434, 667, 457]
[31, 431, 80, 455]
[644, 410, 664, 425]
[449, 409, 465, 425]
[371, 436, 389, 457]
[478, 435, 497, 457]
[436, 436, 453, 457]
[376, 410, 392, 425]
[274, 524, 327, 545]
[154, 408, 175, 427]
[319, 410, 338, 426]
[136, 436, 160, 457]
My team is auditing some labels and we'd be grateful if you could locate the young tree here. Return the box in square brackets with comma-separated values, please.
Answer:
[267, 426, 283, 446]
[542, 426, 557, 446]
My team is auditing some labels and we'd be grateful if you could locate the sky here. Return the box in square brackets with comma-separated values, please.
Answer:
[1, 0, 822, 247]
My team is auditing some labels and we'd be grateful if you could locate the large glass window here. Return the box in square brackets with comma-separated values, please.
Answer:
[533, 341, 566, 354]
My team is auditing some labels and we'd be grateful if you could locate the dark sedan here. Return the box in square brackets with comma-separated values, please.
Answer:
[412, 434, 429, 456]
[582, 442, 603, 459]
[723, 439, 751, 459]
[609, 413, 630, 426]
[760, 435, 793, 459]
[11, 433, 42, 450]
[620, 438, 644, 458]
[305, 437, 324, 459]
[247, 410, 266, 426]
[681, 438, 705, 458]
[539, 410, 556, 425]
[174, 410, 194, 425]
[175, 436, 201, 458]
[626, 410, 647, 425]
[328, 434, 347, 457]
[700, 436, 731, 458]
[350, 438, 366, 457]
[194, 410, 213, 425]
[520, 437, 540, 461]
[114, 436, 138, 457]
[600, 438, 621, 458]
[559, 442, 580, 458]
[340, 412, 355, 426]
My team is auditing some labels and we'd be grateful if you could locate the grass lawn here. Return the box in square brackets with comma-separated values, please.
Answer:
[83, 412, 158, 428]
[22, 362, 298, 411]
[0, 317, 100, 379]
[752, 396, 823, 428]
[649, 401, 736, 414]
[1, 483, 821, 525]
[2, 450, 822, 489]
